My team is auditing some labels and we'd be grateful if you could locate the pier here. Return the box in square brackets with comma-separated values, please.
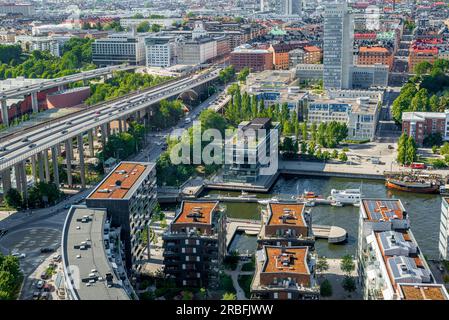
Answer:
[312, 225, 347, 243]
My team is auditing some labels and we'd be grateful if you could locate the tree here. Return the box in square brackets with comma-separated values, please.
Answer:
[340, 255, 355, 276]
[237, 67, 250, 82]
[151, 24, 161, 33]
[331, 149, 338, 159]
[316, 256, 329, 274]
[320, 279, 333, 297]
[339, 152, 348, 162]
[3, 188, 22, 209]
[281, 137, 298, 158]
[397, 133, 408, 165]
[440, 142, 449, 155]
[414, 61, 432, 75]
[136, 21, 151, 32]
[342, 276, 356, 293]
[310, 122, 317, 143]
[405, 136, 417, 165]
[301, 122, 308, 141]
[222, 292, 237, 300]
[27, 181, 62, 208]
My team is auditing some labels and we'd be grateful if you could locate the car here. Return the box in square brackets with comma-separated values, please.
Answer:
[0, 146, 6, 151]
[21, 138, 29, 142]
[28, 144, 37, 148]
[12, 252, 26, 258]
[52, 254, 61, 262]
[36, 280, 45, 289]
[61, 130, 68, 134]
[32, 291, 41, 300]
[40, 272, 49, 280]
[387, 145, 394, 150]
[40, 247, 55, 254]
[63, 204, 70, 209]
[65, 121, 72, 125]
[40, 292, 49, 300]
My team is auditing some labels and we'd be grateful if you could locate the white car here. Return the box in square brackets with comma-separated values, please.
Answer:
[12, 252, 26, 258]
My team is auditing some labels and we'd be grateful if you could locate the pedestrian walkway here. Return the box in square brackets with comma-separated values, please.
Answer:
[224, 261, 254, 300]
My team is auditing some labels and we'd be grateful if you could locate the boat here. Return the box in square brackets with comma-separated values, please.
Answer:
[440, 184, 449, 195]
[385, 178, 440, 194]
[239, 191, 257, 198]
[331, 201, 343, 207]
[329, 188, 362, 205]
[257, 197, 280, 205]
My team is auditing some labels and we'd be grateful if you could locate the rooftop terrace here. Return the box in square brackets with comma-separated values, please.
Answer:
[172, 201, 218, 225]
[362, 199, 405, 222]
[262, 246, 309, 275]
[267, 202, 306, 227]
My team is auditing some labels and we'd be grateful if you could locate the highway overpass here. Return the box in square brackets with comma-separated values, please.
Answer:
[0, 67, 221, 199]
[0, 64, 137, 126]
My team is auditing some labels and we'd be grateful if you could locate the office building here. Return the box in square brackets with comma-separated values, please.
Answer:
[61, 206, 133, 300]
[162, 201, 227, 287]
[322, 1, 353, 90]
[439, 198, 449, 261]
[223, 118, 279, 183]
[350, 64, 389, 89]
[258, 202, 314, 248]
[296, 64, 324, 83]
[92, 33, 146, 66]
[307, 92, 381, 141]
[86, 162, 157, 271]
[177, 37, 217, 65]
[230, 44, 273, 72]
[357, 199, 448, 300]
[251, 245, 319, 299]
[0, 3, 34, 16]
[145, 34, 179, 67]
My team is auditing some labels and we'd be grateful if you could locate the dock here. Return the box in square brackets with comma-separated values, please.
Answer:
[312, 225, 347, 243]
[226, 218, 261, 248]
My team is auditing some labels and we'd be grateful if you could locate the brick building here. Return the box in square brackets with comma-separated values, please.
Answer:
[358, 46, 393, 71]
[401, 111, 448, 145]
[230, 44, 273, 72]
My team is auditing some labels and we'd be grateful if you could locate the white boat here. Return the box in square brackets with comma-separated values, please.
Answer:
[239, 191, 257, 198]
[257, 197, 280, 205]
[329, 188, 362, 205]
[331, 201, 343, 207]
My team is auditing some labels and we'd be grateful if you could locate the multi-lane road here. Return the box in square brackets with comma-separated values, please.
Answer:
[0, 68, 221, 172]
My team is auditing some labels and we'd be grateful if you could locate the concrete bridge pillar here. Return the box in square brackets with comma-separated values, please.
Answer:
[44, 149, 50, 182]
[31, 155, 38, 182]
[65, 139, 73, 187]
[77, 135, 86, 189]
[101, 124, 108, 146]
[38, 152, 45, 182]
[14, 164, 22, 193]
[31, 92, 39, 113]
[19, 161, 28, 201]
[1, 99, 9, 127]
[51, 146, 59, 187]
[87, 129, 95, 157]
[1, 169, 11, 194]
[118, 119, 123, 133]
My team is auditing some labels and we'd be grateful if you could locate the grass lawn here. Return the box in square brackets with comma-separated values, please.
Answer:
[237, 275, 252, 299]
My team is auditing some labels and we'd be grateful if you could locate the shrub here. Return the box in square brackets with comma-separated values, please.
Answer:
[320, 279, 333, 297]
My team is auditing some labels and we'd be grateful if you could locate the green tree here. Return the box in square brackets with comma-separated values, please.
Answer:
[340, 255, 355, 276]
[237, 67, 250, 82]
[301, 122, 308, 141]
[316, 257, 329, 274]
[414, 61, 432, 75]
[310, 122, 317, 142]
[405, 136, 417, 165]
[320, 279, 333, 297]
[397, 133, 408, 165]
[27, 181, 62, 208]
[3, 188, 23, 209]
[342, 276, 356, 293]
[222, 292, 237, 300]
[339, 152, 348, 162]
[137, 21, 151, 32]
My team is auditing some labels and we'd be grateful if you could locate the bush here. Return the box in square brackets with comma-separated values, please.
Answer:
[237, 275, 252, 299]
[342, 276, 356, 293]
[320, 279, 333, 297]
[3, 188, 22, 209]
[431, 159, 447, 169]
[218, 274, 236, 294]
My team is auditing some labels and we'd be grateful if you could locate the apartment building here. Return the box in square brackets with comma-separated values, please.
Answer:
[269, 43, 303, 70]
[295, 63, 324, 83]
[223, 118, 279, 183]
[61, 206, 132, 300]
[258, 202, 314, 248]
[439, 197, 449, 261]
[85, 162, 157, 272]
[162, 201, 227, 288]
[92, 33, 146, 66]
[357, 47, 393, 71]
[350, 64, 389, 89]
[401, 111, 448, 146]
[230, 44, 273, 72]
[408, 46, 438, 73]
[357, 199, 448, 300]
[251, 245, 319, 300]
[0, 3, 34, 16]
[120, 17, 182, 29]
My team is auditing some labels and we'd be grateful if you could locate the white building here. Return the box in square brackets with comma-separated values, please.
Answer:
[144, 34, 180, 67]
[92, 33, 146, 66]
[0, 3, 34, 16]
[323, 1, 353, 90]
[177, 37, 217, 65]
[15, 35, 71, 57]
[357, 199, 448, 300]
[120, 17, 182, 29]
[439, 197, 449, 261]
[351, 64, 389, 89]
[307, 90, 382, 141]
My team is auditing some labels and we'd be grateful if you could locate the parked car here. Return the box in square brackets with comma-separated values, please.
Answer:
[40, 247, 55, 254]
[40, 272, 48, 280]
[52, 254, 61, 262]
[36, 280, 45, 289]
[32, 291, 40, 300]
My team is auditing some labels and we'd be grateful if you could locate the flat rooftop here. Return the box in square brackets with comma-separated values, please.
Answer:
[62, 206, 129, 300]
[172, 201, 218, 225]
[362, 199, 405, 222]
[398, 284, 449, 300]
[88, 162, 152, 200]
[262, 246, 309, 275]
[267, 202, 306, 227]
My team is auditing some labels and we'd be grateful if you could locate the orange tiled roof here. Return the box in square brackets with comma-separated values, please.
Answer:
[359, 46, 389, 53]
[399, 284, 448, 300]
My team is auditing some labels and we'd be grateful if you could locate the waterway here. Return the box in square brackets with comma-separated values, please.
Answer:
[204, 175, 443, 259]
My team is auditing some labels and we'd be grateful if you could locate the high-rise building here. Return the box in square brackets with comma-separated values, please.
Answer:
[92, 33, 146, 66]
[323, 1, 353, 90]
[275, 0, 302, 15]
[85, 162, 157, 271]
[162, 201, 227, 288]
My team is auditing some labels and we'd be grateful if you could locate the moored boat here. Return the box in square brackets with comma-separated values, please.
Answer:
[385, 178, 440, 194]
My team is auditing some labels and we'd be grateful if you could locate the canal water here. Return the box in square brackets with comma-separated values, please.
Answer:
[205, 175, 443, 259]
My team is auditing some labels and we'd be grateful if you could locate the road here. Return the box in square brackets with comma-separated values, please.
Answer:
[0, 68, 220, 172]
